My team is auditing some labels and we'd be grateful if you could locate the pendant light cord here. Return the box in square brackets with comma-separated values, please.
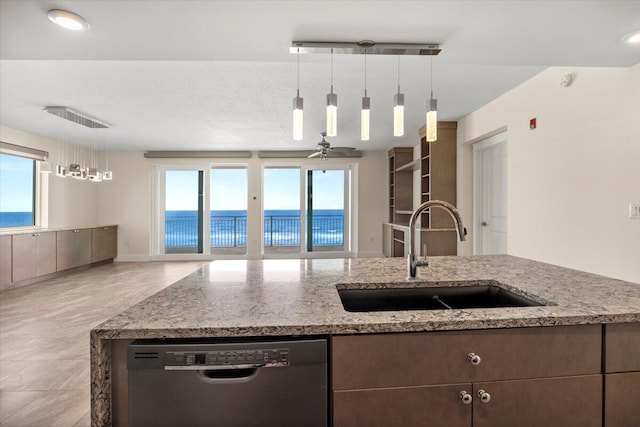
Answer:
[430, 55, 434, 98]
[330, 48, 334, 93]
[364, 50, 367, 97]
[296, 47, 300, 97]
[397, 56, 401, 94]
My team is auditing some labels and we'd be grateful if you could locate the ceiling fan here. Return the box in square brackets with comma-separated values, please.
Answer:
[308, 132, 356, 160]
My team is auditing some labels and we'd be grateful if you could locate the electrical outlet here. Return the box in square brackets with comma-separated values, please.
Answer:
[630, 203, 640, 219]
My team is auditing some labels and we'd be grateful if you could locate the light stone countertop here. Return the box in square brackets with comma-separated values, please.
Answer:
[93, 255, 640, 338]
[0, 224, 117, 236]
[90, 255, 640, 425]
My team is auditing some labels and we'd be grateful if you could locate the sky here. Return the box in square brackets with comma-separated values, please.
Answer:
[165, 167, 344, 211]
[0, 153, 34, 212]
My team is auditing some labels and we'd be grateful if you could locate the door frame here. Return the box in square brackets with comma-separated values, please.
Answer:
[151, 164, 211, 259]
[472, 132, 508, 255]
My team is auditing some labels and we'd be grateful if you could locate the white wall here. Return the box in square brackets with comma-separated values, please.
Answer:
[457, 65, 640, 283]
[96, 151, 388, 259]
[0, 125, 99, 228]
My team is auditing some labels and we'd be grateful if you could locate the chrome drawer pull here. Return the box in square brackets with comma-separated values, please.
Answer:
[468, 352, 482, 365]
[477, 389, 491, 403]
[459, 391, 472, 405]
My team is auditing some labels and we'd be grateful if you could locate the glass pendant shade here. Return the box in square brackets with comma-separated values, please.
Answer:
[55, 164, 67, 177]
[326, 90, 337, 137]
[361, 96, 370, 141]
[68, 163, 81, 177]
[393, 91, 405, 137]
[426, 96, 438, 142]
[102, 170, 113, 181]
[292, 93, 303, 141]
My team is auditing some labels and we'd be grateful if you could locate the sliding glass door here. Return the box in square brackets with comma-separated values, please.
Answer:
[262, 165, 351, 256]
[210, 167, 248, 255]
[164, 170, 205, 254]
[306, 169, 346, 252]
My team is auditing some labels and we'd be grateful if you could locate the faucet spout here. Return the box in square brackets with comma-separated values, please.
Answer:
[407, 200, 467, 279]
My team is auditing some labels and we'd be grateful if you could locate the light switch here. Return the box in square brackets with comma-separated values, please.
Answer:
[630, 203, 640, 219]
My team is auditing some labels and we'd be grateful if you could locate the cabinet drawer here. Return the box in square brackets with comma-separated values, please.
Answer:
[332, 325, 601, 390]
[473, 375, 602, 427]
[333, 383, 471, 427]
[605, 323, 640, 373]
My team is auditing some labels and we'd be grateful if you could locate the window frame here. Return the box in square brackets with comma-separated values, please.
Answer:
[0, 151, 40, 230]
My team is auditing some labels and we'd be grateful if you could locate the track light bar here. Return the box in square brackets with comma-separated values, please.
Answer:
[44, 106, 109, 128]
[290, 41, 440, 56]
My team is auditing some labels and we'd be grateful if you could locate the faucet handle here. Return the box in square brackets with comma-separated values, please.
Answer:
[416, 243, 428, 266]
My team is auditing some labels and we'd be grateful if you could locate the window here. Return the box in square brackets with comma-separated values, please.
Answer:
[0, 153, 36, 228]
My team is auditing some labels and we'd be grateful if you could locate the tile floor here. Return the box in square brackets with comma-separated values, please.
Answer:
[0, 261, 205, 426]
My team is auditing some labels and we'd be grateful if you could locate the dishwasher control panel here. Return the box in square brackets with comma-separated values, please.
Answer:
[164, 348, 290, 369]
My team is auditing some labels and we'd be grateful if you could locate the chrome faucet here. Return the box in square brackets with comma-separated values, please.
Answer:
[407, 200, 467, 278]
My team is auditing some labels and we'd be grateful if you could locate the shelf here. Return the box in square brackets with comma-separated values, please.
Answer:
[395, 159, 420, 173]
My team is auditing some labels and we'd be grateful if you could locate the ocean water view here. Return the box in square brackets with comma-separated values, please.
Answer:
[166, 209, 344, 247]
[0, 212, 34, 228]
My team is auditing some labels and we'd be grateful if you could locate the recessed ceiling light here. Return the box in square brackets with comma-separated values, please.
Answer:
[622, 30, 640, 44]
[47, 9, 89, 31]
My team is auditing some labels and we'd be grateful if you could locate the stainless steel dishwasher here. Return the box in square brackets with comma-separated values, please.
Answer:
[128, 338, 328, 427]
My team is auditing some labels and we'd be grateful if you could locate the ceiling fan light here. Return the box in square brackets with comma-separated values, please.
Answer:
[47, 9, 89, 31]
[393, 92, 405, 137]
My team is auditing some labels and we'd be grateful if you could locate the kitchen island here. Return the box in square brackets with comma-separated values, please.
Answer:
[91, 255, 640, 426]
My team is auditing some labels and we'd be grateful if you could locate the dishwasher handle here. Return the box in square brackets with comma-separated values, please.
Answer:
[165, 363, 266, 371]
[196, 366, 262, 383]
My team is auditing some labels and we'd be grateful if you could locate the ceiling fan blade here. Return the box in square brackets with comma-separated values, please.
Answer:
[308, 151, 322, 158]
[331, 146, 356, 151]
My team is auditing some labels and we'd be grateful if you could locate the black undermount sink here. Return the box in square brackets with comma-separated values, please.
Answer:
[337, 283, 545, 312]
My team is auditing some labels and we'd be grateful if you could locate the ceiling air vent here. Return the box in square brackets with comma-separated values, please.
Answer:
[44, 106, 109, 128]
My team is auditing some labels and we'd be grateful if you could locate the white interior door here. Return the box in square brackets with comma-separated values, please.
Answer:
[473, 134, 508, 255]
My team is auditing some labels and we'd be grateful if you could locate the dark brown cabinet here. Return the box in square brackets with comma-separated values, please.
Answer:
[56, 228, 92, 271]
[332, 325, 602, 427]
[0, 235, 12, 288]
[604, 323, 640, 427]
[11, 232, 56, 282]
[91, 226, 117, 263]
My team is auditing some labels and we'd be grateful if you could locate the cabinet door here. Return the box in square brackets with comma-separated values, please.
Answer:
[605, 323, 640, 373]
[472, 375, 602, 427]
[36, 232, 56, 276]
[91, 226, 117, 263]
[11, 233, 37, 281]
[0, 235, 12, 287]
[333, 384, 471, 427]
[56, 229, 91, 271]
[605, 372, 640, 427]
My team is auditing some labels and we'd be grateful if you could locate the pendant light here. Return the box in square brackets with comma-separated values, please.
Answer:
[426, 55, 438, 142]
[326, 48, 338, 137]
[393, 56, 405, 137]
[361, 50, 370, 141]
[102, 149, 113, 180]
[292, 48, 304, 141]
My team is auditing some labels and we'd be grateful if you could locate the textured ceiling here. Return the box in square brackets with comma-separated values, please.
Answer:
[1, 0, 639, 151]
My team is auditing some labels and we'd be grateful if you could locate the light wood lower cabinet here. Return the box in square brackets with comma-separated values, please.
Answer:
[56, 229, 92, 271]
[332, 325, 602, 427]
[0, 235, 12, 287]
[91, 226, 117, 263]
[12, 232, 56, 282]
